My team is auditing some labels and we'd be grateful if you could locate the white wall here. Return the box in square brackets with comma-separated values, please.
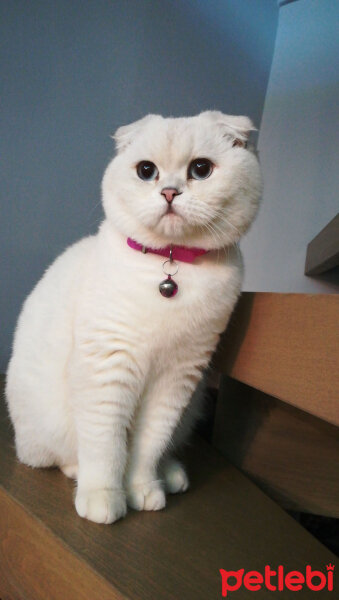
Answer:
[242, 0, 339, 293]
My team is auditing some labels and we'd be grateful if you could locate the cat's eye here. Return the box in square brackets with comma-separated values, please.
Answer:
[136, 161, 159, 181]
[188, 158, 213, 180]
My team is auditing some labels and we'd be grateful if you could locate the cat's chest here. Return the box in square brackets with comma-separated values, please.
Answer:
[80, 243, 241, 355]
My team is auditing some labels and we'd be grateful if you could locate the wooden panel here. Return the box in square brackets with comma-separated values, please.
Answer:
[0, 489, 120, 600]
[213, 377, 339, 517]
[213, 292, 339, 426]
[0, 378, 336, 599]
[305, 213, 339, 275]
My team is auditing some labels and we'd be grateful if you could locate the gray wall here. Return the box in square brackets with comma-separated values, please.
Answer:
[242, 0, 339, 293]
[1, 0, 278, 371]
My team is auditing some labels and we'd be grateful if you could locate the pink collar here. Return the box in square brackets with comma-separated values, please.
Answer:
[127, 238, 208, 264]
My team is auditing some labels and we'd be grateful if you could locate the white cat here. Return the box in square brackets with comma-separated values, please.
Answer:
[6, 111, 262, 524]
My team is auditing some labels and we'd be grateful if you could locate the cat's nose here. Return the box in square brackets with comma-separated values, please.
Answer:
[161, 188, 180, 203]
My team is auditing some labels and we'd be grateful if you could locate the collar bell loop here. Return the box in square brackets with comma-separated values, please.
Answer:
[160, 255, 179, 298]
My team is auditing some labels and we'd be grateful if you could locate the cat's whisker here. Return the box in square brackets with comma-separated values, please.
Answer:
[200, 221, 228, 263]
[211, 208, 243, 239]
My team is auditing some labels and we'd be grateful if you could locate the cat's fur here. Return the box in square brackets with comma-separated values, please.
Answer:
[6, 111, 262, 524]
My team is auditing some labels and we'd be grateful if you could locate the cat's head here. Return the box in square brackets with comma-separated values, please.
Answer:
[102, 111, 262, 249]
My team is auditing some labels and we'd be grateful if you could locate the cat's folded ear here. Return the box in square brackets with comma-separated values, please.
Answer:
[113, 115, 161, 153]
[199, 110, 256, 147]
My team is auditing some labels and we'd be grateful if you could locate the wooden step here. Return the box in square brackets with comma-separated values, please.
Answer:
[0, 378, 336, 600]
[213, 377, 339, 517]
[214, 292, 339, 426]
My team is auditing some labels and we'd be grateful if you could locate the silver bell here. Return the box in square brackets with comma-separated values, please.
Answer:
[159, 276, 178, 298]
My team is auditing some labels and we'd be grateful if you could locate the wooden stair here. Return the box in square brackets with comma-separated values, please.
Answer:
[213, 292, 339, 518]
[0, 377, 336, 599]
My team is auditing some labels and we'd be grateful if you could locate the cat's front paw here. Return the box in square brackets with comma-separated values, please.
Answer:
[75, 488, 127, 524]
[162, 459, 189, 494]
[127, 480, 166, 511]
